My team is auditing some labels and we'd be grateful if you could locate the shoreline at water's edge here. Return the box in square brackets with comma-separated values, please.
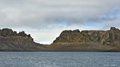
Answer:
[0, 50, 120, 52]
[0, 27, 120, 52]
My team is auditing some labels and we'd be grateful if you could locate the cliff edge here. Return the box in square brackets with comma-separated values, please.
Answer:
[50, 27, 120, 52]
[0, 27, 120, 52]
[0, 28, 45, 51]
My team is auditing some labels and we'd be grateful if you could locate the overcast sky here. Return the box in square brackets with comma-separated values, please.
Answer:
[0, 0, 120, 44]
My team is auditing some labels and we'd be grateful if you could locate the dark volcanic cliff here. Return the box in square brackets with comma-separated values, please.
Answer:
[0, 28, 44, 51]
[51, 27, 120, 51]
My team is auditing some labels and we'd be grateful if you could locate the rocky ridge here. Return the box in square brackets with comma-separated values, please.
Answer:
[0, 28, 44, 51]
[0, 27, 120, 52]
[51, 27, 120, 51]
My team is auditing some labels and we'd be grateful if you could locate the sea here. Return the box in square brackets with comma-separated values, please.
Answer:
[0, 52, 120, 67]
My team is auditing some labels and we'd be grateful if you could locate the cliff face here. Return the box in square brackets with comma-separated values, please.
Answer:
[0, 27, 120, 52]
[51, 27, 120, 51]
[0, 28, 44, 51]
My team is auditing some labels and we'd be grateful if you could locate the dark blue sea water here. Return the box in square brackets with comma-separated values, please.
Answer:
[0, 52, 120, 67]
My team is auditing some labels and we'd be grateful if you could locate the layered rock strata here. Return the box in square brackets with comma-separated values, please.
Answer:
[51, 27, 120, 51]
[0, 28, 44, 51]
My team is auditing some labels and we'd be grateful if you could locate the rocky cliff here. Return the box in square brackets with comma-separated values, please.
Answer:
[51, 27, 120, 51]
[0, 28, 45, 51]
[0, 27, 120, 52]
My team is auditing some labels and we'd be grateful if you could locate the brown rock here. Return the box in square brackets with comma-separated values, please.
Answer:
[51, 27, 120, 51]
[0, 28, 44, 51]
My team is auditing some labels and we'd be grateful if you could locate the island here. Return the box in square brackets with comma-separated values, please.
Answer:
[0, 27, 120, 52]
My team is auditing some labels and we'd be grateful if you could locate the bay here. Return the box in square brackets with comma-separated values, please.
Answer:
[0, 52, 120, 67]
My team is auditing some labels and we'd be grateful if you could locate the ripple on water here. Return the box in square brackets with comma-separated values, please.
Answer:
[0, 52, 120, 67]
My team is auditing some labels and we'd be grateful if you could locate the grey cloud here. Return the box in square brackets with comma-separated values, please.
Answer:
[102, 17, 120, 29]
[0, 0, 120, 28]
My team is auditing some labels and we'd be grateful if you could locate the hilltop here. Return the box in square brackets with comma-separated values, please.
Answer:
[49, 27, 120, 52]
[0, 27, 120, 52]
[0, 28, 45, 51]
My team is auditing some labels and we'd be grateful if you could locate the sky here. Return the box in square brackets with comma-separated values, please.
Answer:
[0, 0, 120, 44]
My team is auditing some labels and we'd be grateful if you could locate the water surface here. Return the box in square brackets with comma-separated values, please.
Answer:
[0, 52, 120, 67]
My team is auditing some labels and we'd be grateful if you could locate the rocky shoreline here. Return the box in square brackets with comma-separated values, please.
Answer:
[0, 27, 120, 52]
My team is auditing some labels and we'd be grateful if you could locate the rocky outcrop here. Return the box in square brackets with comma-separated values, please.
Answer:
[0, 27, 120, 52]
[0, 28, 45, 51]
[51, 27, 120, 51]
